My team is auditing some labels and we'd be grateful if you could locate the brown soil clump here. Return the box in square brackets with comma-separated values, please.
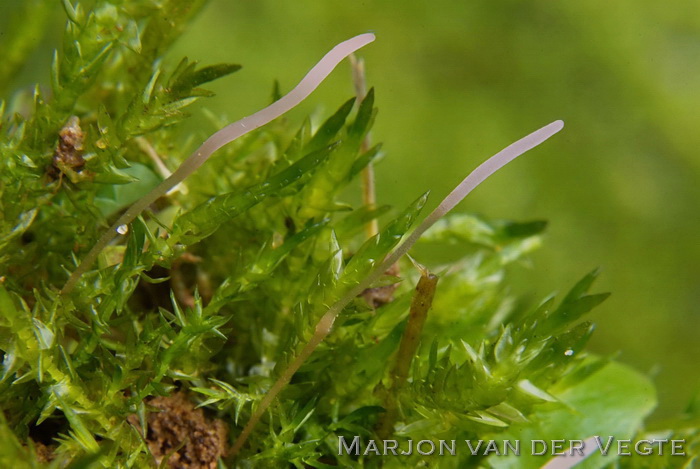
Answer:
[34, 441, 56, 463]
[144, 392, 228, 469]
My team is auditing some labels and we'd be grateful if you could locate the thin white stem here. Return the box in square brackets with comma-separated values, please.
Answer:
[230, 119, 565, 457]
[60, 33, 376, 294]
[135, 137, 186, 195]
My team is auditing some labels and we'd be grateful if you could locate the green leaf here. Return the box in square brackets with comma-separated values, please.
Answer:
[538, 270, 610, 336]
[94, 162, 162, 217]
[170, 62, 242, 99]
[306, 97, 355, 153]
[347, 143, 383, 182]
[489, 360, 656, 469]
[348, 87, 376, 142]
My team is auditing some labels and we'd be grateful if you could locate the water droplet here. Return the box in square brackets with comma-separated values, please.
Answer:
[116, 224, 128, 235]
[564, 348, 574, 356]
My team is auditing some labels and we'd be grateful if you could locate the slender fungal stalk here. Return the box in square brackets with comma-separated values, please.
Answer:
[60, 33, 376, 294]
[230, 119, 565, 457]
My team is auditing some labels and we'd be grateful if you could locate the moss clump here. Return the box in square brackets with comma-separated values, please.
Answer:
[0, 1, 696, 468]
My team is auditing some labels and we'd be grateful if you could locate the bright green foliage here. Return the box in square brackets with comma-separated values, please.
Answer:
[492, 360, 656, 469]
[0, 1, 696, 468]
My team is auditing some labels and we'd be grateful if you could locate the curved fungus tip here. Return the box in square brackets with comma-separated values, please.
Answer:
[60, 33, 376, 295]
[229, 119, 566, 457]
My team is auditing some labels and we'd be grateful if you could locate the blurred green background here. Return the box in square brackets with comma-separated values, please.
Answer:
[2, 0, 698, 419]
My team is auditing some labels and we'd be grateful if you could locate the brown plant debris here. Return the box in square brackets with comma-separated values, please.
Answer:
[144, 393, 228, 469]
[361, 262, 400, 308]
[51, 116, 85, 177]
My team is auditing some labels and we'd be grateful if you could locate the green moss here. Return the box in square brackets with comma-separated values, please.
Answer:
[0, 1, 696, 467]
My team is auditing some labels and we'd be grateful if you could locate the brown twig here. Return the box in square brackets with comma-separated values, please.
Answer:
[376, 267, 438, 438]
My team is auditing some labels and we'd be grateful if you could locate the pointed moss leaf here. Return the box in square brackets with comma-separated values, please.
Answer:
[562, 268, 602, 305]
[524, 321, 596, 380]
[334, 203, 391, 238]
[419, 213, 497, 247]
[284, 117, 312, 162]
[543, 293, 610, 336]
[0, 285, 25, 332]
[251, 219, 329, 277]
[64, 451, 107, 469]
[53, 389, 100, 452]
[271, 79, 283, 102]
[467, 410, 509, 427]
[120, 216, 147, 272]
[342, 192, 428, 285]
[156, 315, 230, 379]
[493, 325, 514, 364]
[61, 0, 81, 25]
[288, 399, 318, 434]
[159, 96, 198, 113]
[363, 273, 402, 291]
[0, 208, 37, 253]
[551, 355, 611, 393]
[525, 295, 556, 326]
[186, 62, 242, 87]
[328, 233, 344, 282]
[528, 270, 609, 336]
[121, 20, 142, 53]
[331, 406, 386, 433]
[298, 144, 364, 218]
[516, 379, 558, 403]
[94, 162, 162, 217]
[307, 249, 345, 308]
[489, 360, 656, 469]
[176, 144, 335, 238]
[488, 402, 529, 424]
[498, 219, 548, 239]
[206, 219, 330, 314]
[261, 143, 340, 194]
[498, 233, 543, 265]
[353, 321, 404, 381]
[31, 318, 55, 350]
[168, 58, 241, 99]
[170, 57, 194, 85]
[143, 68, 161, 105]
[306, 97, 355, 153]
[556, 320, 596, 353]
[348, 87, 376, 141]
[78, 42, 114, 79]
[96, 103, 119, 145]
[90, 163, 139, 184]
[347, 143, 383, 182]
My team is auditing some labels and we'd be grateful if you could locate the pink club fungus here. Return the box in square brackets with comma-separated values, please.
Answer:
[56, 32, 565, 460]
[61, 33, 377, 294]
[230, 118, 564, 456]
